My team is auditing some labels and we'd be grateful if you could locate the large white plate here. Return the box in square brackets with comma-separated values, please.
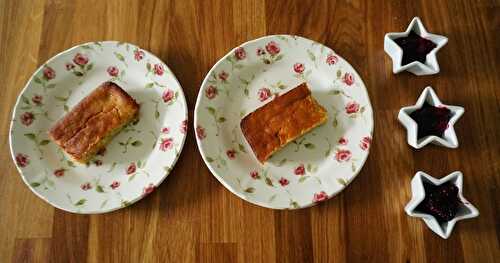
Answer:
[195, 35, 374, 209]
[9, 41, 188, 213]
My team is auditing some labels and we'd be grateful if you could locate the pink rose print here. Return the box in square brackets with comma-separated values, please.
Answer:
[326, 54, 338, 65]
[293, 63, 305, 73]
[153, 63, 164, 75]
[134, 49, 145, 61]
[234, 47, 246, 60]
[53, 168, 65, 177]
[342, 72, 354, 86]
[162, 89, 175, 103]
[43, 66, 56, 80]
[180, 120, 188, 134]
[335, 149, 352, 162]
[313, 191, 328, 202]
[73, 53, 89, 66]
[226, 149, 236, 159]
[258, 88, 272, 102]
[81, 182, 92, 191]
[15, 153, 29, 167]
[265, 41, 280, 55]
[256, 47, 266, 56]
[110, 181, 120, 190]
[360, 136, 372, 151]
[196, 125, 206, 140]
[32, 95, 43, 105]
[126, 163, 136, 174]
[161, 127, 170, 134]
[107, 66, 119, 77]
[345, 101, 360, 114]
[338, 137, 348, 145]
[159, 138, 174, 151]
[20, 112, 34, 126]
[143, 183, 155, 195]
[218, 71, 229, 81]
[294, 164, 305, 176]
[94, 160, 103, 166]
[65, 63, 75, 71]
[279, 177, 289, 186]
[250, 171, 260, 179]
[205, 85, 218, 99]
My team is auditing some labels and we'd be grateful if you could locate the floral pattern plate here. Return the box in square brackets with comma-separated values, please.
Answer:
[9, 41, 188, 213]
[195, 35, 374, 209]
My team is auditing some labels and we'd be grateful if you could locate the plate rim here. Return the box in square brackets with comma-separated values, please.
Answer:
[9, 40, 189, 214]
[194, 34, 375, 209]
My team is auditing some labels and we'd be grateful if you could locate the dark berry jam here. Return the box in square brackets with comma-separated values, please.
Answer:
[409, 102, 452, 140]
[416, 181, 462, 223]
[394, 31, 437, 65]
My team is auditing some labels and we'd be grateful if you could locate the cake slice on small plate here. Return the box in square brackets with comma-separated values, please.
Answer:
[240, 82, 328, 163]
[48, 81, 139, 163]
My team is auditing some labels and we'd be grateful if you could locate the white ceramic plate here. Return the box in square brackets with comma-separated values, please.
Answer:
[195, 35, 374, 209]
[9, 41, 188, 213]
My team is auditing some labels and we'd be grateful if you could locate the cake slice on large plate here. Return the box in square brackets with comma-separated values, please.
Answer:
[241, 82, 328, 163]
[48, 81, 139, 163]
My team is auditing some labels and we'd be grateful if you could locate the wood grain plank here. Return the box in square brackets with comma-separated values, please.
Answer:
[441, 2, 500, 262]
[0, 0, 49, 262]
[150, 2, 201, 253]
[234, 203, 277, 263]
[274, 210, 314, 263]
[51, 211, 89, 263]
[232, 0, 267, 42]
[310, 199, 346, 263]
[198, 243, 238, 263]
[37, 0, 77, 59]
[12, 238, 52, 263]
[87, 195, 160, 263]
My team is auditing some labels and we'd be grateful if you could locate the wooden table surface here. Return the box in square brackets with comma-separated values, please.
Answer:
[1, 0, 498, 262]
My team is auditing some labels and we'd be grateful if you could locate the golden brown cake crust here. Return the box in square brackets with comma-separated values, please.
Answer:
[241, 83, 327, 163]
[48, 82, 139, 163]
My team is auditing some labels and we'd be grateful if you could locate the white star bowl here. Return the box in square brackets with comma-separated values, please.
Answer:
[398, 86, 464, 149]
[405, 171, 479, 239]
[384, 17, 448, 75]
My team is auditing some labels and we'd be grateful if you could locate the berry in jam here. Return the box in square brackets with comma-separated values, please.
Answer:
[416, 181, 462, 223]
[409, 102, 452, 140]
[394, 31, 437, 66]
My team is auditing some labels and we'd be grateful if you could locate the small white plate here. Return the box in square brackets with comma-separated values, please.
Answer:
[194, 35, 374, 209]
[9, 41, 188, 213]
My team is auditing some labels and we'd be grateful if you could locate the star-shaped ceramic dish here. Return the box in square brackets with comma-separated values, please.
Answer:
[398, 86, 464, 149]
[405, 171, 479, 239]
[384, 17, 448, 75]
